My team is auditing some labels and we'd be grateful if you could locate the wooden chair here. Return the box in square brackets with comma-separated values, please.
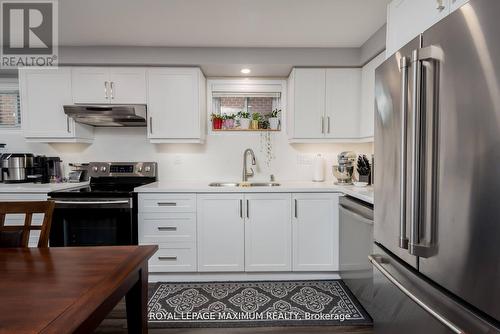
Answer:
[0, 201, 55, 248]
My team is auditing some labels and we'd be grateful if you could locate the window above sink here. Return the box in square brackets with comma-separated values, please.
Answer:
[207, 79, 286, 133]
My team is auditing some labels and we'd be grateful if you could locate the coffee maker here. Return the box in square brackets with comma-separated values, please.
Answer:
[1, 153, 35, 183]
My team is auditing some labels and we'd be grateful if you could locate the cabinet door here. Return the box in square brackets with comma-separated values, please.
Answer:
[19, 68, 75, 138]
[291, 68, 326, 138]
[109, 67, 147, 104]
[147, 68, 201, 140]
[292, 193, 340, 271]
[386, 0, 449, 57]
[450, 0, 468, 12]
[72, 67, 109, 104]
[325, 69, 361, 139]
[360, 52, 386, 139]
[197, 194, 245, 272]
[244, 194, 291, 272]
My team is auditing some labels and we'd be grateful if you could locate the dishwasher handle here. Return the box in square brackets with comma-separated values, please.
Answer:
[339, 204, 373, 226]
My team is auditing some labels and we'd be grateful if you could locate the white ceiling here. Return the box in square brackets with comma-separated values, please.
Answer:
[59, 0, 390, 48]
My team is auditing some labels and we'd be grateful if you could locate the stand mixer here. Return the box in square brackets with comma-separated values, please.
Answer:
[332, 151, 356, 185]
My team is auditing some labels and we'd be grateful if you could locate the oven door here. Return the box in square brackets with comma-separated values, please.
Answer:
[49, 198, 135, 247]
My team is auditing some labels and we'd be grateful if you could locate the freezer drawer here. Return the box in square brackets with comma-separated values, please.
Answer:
[370, 243, 498, 334]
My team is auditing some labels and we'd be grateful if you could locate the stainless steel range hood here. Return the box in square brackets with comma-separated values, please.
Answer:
[63, 105, 147, 127]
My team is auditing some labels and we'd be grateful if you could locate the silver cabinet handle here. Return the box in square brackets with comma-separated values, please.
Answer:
[369, 255, 465, 334]
[158, 227, 177, 231]
[399, 56, 409, 249]
[321, 116, 325, 134]
[149, 117, 153, 134]
[157, 202, 177, 206]
[239, 199, 243, 219]
[246, 199, 249, 219]
[327, 116, 331, 133]
[436, 0, 445, 11]
[66, 116, 71, 133]
[158, 256, 177, 261]
[110, 81, 114, 99]
[294, 199, 298, 218]
[104, 81, 109, 99]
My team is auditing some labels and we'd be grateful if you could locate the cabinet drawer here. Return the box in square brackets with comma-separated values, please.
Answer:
[138, 213, 196, 244]
[148, 246, 196, 273]
[139, 193, 196, 213]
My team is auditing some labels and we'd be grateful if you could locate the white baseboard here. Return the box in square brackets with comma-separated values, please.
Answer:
[149, 272, 341, 283]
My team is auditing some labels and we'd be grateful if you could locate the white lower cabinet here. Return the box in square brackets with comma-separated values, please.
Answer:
[292, 193, 340, 271]
[139, 192, 340, 274]
[197, 194, 245, 272]
[244, 194, 291, 272]
[138, 194, 198, 273]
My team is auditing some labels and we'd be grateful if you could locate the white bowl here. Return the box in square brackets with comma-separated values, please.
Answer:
[353, 181, 368, 187]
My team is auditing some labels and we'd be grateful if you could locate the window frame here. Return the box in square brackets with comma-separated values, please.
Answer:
[0, 78, 21, 130]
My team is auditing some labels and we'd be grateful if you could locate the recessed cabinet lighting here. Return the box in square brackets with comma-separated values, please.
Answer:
[241, 68, 251, 74]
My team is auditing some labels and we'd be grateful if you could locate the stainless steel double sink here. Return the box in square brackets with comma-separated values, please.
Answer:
[209, 182, 281, 187]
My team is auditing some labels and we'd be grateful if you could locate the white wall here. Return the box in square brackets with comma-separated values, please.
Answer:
[1, 128, 372, 183]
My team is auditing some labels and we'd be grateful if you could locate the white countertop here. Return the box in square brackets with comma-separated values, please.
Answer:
[0, 182, 89, 193]
[135, 181, 374, 204]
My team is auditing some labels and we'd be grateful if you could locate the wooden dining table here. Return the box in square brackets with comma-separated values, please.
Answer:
[0, 245, 158, 334]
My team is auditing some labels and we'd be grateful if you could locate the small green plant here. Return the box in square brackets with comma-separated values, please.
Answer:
[237, 111, 250, 119]
[211, 113, 223, 121]
[252, 112, 262, 121]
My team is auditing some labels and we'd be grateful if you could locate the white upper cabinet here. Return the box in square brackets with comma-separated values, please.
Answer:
[292, 193, 340, 271]
[288, 68, 326, 139]
[386, 0, 451, 57]
[244, 194, 292, 272]
[147, 68, 206, 144]
[19, 68, 93, 142]
[288, 68, 362, 142]
[72, 67, 146, 104]
[450, 0, 469, 12]
[359, 52, 386, 139]
[325, 69, 361, 139]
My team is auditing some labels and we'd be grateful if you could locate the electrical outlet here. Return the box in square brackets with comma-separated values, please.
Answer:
[297, 154, 313, 166]
[173, 155, 183, 165]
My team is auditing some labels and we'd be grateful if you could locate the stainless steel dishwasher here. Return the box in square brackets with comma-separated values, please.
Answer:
[339, 195, 374, 314]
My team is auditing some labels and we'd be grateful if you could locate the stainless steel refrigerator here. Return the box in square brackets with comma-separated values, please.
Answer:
[373, 0, 500, 332]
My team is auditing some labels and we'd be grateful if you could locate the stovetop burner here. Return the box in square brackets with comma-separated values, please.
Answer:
[49, 162, 157, 199]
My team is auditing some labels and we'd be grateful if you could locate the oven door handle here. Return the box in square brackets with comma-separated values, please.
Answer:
[53, 200, 130, 205]
[52, 199, 132, 209]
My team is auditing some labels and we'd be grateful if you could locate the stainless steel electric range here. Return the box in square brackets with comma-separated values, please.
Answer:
[48, 162, 157, 247]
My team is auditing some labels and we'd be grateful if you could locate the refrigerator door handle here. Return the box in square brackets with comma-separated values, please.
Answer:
[409, 45, 442, 258]
[399, 56, 410, 249]
[369, 254, 465, 334]
[409, 48, 422, 256]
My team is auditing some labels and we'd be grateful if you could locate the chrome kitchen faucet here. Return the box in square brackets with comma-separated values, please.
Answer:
[242, 148, 256, 182]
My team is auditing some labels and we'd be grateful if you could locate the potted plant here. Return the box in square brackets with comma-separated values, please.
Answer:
[237, 111, 251, 129]
[211, 113, 223, 130]
[223, 114, 235, 129]
[251, 112, 261, 130]
[268, 109, 281, 130]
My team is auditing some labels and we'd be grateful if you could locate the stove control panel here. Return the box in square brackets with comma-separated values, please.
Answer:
[88, 162, 157, 178]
